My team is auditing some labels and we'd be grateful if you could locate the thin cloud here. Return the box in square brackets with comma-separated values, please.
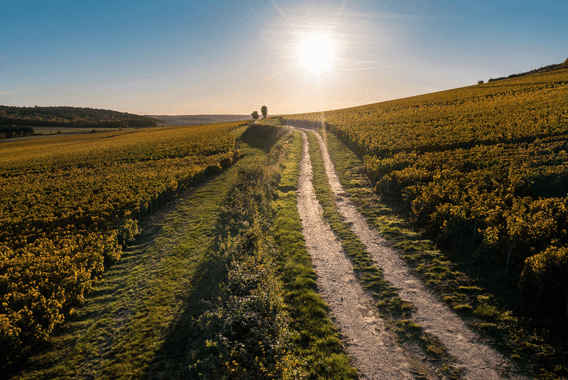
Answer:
[270, 0, 292, 26]
[339, 65, 398, 72]
[339, 11, 421, 21]
[334, 0, 348, 20]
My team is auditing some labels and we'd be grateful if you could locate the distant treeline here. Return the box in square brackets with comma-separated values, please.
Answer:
[488, 57, 568, 83]
[0, 125, 34, 139]
[0, 105, 158, 128]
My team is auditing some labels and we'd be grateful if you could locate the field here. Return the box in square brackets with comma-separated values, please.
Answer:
[0, 123, 241, 364]
[285, 67, 568, 377]
[4, 67, 568, 379]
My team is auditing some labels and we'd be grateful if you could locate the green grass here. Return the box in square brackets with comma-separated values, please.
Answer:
[322, 128, 568, 379]
[10, 124, 272, 380]
[305, 130, 462, 377]
[278, 130, 303, 190]
[183, 125, 358, 378]
[185, 134, 290, 378]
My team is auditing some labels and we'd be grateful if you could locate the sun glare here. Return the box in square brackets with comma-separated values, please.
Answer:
[296, 32, 337, 77]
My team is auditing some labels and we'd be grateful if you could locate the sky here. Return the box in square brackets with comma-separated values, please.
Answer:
[1, 0, 567, 116]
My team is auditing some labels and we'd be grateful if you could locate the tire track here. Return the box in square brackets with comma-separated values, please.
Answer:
[310, 129, 529, 380]
[296, 131, 414, 380]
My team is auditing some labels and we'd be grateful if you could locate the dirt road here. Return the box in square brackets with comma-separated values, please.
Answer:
[295, 127, 529, 379]
[296, 130, 414, 379]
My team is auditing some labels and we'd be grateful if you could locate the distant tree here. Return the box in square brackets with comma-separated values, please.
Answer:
[261, 105, 268, 119]
[251, 111, 259, 120]
[478, 80, 484, 84]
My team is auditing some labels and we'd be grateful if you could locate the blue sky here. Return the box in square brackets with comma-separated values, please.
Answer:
[1, 0, 566, 115]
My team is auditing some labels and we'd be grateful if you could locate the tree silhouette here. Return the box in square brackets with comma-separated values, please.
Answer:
[261, 105, 267, 119]
[251, 111, 259, 120]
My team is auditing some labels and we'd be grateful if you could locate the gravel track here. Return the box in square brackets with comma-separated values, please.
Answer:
[309, 128, 530, 380]
[296, 131, 415, 379]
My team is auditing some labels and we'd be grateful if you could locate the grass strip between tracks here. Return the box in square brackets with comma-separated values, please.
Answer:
[272, 130, 358, 379]
[305, 130, 465, 379]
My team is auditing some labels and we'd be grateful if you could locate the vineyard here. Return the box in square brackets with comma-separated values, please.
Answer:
[286, 68, 568, 318]
[3, 66, 568, 377]
[0, 122, 241, 364]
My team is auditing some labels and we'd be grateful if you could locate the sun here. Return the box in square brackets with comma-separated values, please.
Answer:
[296, 32, 337, 76]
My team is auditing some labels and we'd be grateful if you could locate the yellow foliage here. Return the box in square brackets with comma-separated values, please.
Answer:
[0, 121, 242, 361]
[520, 246, 568, 294]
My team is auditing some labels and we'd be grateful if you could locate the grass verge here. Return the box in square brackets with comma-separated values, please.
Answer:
[306, 130, 464, 379]
[323, 128, 568, 379]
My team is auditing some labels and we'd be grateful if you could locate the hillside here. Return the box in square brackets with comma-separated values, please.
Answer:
[150, 114, 251, 126]
[488, 57, 568, 82]
[0, 122, 242, 370]
[3, 124, 362, 379]
[0, 105, 158, 128]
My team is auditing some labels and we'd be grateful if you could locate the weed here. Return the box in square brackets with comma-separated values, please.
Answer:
[421, 333, 448, 359]
[393, 319, 422, 340]
[473, 304, 501, 319]
[453, 304, 473, 312]
[458, 285, 482, 292]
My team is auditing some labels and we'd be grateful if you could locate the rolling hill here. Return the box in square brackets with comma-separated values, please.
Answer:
[150, 114, 251, 126]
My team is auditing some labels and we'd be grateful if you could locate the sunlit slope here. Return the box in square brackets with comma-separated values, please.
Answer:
[286, 68, 568, 317]
[293, 68, 568, 154]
